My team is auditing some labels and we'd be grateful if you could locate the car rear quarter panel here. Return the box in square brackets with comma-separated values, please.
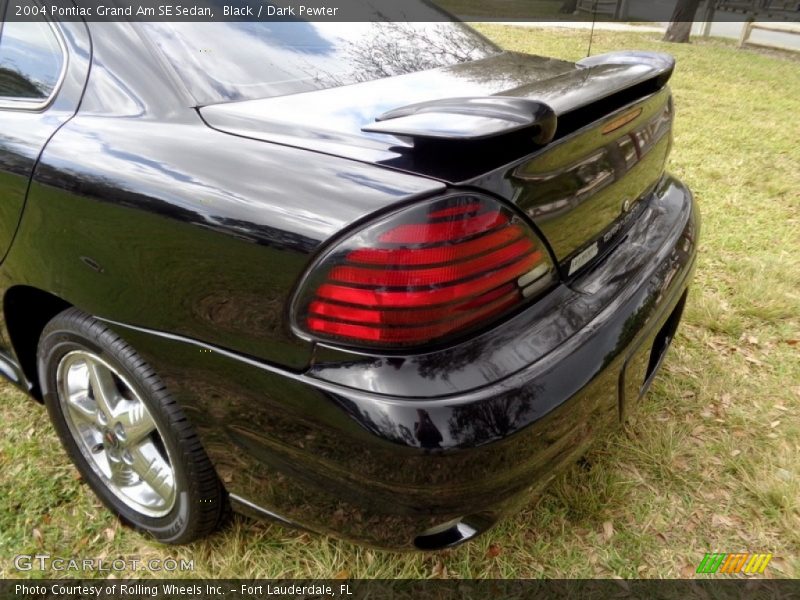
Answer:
[1, 116, 444, 370]
[0, 21, 445, 370]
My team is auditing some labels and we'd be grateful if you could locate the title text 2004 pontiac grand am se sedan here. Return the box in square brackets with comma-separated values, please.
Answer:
[0, 9, 698, 549]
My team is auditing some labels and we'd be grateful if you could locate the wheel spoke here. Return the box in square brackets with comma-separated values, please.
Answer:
[117, 401, 156, 446]
[65, 394, 97, 424]
[130, 443, 175, 503]
[86, 359, 119, 417]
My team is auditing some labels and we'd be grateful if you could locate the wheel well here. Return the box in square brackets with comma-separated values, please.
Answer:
[4, 286, 71, 400]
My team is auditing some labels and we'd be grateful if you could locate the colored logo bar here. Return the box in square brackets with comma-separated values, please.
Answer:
[696, 553, 772, 574]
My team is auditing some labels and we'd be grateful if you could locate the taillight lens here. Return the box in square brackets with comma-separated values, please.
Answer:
[291, 194, 554, 349]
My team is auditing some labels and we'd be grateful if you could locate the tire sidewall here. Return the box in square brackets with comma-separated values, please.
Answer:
[38, 326, 195, 543]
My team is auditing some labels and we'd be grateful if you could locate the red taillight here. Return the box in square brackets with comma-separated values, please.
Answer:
[291, 194, 554, 349]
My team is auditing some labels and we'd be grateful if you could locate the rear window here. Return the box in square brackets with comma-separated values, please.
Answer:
[142, 18, 499, 106]
[0, 17, 64, 103]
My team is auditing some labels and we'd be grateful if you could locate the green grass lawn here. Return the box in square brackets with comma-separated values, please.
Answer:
[1, 27, 799, 579]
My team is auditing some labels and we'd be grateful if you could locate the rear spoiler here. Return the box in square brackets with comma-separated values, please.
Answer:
[362, 97, 558, 145]
[576, 51, 675, 89]
[361, 51, 675, 146]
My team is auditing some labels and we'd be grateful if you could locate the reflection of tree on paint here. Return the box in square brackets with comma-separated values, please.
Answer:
[414, 409, 443, 449]
[0, 67, 45, 99]
[340, 23, 497, 83]
[448, 391, 535, 447]
[141, 20, 498, 104]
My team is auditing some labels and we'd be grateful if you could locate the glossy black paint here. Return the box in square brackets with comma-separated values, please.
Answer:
[199, 50, 672, 179]
[2, 21, 444, 375]
[201, 49, 675, 267]
[0, 17, 89, 257]
[105, 176, 697, 548]
[0, 20, 699, 549]
[485, 85, 675, 267]
[361, 96, 558, 144]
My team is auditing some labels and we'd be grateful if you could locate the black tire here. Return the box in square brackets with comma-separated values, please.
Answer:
[37, 307, 227, 544]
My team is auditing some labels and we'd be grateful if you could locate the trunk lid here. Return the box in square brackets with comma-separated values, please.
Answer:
[200, 50, 675, 271]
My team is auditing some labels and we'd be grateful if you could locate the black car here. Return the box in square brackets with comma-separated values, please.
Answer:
[0, 12, 698, 550]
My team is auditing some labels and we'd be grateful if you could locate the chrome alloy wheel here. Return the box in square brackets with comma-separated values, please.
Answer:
[56, 350, 176, 517]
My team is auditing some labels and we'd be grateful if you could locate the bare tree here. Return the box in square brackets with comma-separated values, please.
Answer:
[663, 0, 703, 43]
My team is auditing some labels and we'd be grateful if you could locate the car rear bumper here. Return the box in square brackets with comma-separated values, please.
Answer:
[107, 174, 698, 550]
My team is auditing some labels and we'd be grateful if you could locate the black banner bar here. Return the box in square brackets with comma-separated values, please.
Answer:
[3, 580, 800, 600]
[4, 0, 800, 22]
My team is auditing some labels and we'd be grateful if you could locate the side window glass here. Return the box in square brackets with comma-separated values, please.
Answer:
[0, 11, 64, 102]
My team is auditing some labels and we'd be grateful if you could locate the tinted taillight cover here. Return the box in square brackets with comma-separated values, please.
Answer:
[291, 194, 554, 350]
